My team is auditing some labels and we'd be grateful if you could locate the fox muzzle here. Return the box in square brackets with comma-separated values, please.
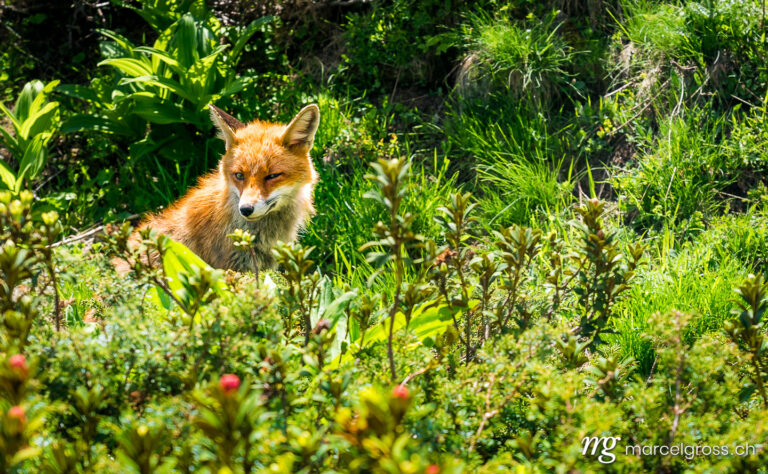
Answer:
[238, 197, 278, 220]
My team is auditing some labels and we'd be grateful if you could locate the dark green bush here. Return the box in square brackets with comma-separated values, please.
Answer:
[4, 1, 768, 471]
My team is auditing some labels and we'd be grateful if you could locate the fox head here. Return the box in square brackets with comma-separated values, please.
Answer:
[209, 104, 320, 221]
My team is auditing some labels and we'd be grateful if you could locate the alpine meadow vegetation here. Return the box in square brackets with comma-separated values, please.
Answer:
[2, 0, 768, 472]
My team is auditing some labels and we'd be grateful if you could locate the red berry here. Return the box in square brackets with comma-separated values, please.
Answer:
[392, 385, 409, 400]
[219, 374, 240, 394]
[9, 354, 27, 377]
[8, 405, 25, 424]
[426, 465, 440, 474]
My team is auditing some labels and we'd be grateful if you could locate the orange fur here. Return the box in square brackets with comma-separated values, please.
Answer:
[129, 105, 320, 272]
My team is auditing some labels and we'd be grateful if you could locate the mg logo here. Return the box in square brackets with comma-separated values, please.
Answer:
[581, 436, 622, 464]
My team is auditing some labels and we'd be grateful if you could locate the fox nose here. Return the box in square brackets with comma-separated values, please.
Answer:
[239, 204, 254, 217]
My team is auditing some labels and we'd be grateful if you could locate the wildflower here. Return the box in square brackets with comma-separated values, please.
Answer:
[8, 405, 26, 425]
[9, 354, 28, 378]
[219, 374, 241, 394]
[392, 385, 409, 400]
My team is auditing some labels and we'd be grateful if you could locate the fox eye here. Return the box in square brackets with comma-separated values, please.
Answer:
[234, 172, 245, 181]
[265, 173, 283, 181]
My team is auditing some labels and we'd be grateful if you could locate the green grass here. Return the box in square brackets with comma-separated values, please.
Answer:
[306, 150, 457, 285]
[612, 106, 749, 231]
[459, 10, 575, 106]
[610, 210, 768, 373]
[442, 95, 574, 227]
[623, 3, 690, 59]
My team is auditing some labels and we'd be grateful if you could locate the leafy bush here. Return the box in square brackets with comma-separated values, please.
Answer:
[457, 10, 575, 108]
[612, 107, 759, 230]
[0, 80, 60, 193]
[64, 13, 266, 132]
[338, 0, 475, 93]
[58, 2, 274, 211]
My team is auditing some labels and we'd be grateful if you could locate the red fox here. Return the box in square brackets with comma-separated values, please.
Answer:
[130, 104, 320, 272]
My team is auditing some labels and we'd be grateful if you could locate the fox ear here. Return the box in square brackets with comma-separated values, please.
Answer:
[209, 104, 245, 149]
[282, 104, 320, 150]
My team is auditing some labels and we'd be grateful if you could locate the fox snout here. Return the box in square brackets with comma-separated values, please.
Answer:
[239, 203, 255, 217]
[238, 196, 277, 220]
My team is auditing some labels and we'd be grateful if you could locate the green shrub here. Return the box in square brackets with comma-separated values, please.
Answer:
[5, 1, 768, 471]
[457, 10, 575, 108]
[612, 107, 750, 230]
[58, 2, 274, 211]
[338, 0, 476, 93]
[3, 160, 768, 470]
[0, 80, 61, 194]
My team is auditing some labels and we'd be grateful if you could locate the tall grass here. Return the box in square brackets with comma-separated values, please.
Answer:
[611, 107, 744, 231]
[622, 2, 691, 60]
[609, 209, 768, 373]
[443, 94, 574, 227]
[457, 10, 575, 107]
[612, 240, 744, 374]
[302, 92, 459, 284]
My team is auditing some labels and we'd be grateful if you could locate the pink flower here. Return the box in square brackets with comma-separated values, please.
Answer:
[8, 405, 25, 424]
[9, 354, 27, 378]
[426, 465, 440, 474]
[219, 374, 241, 394]
[392, 385, 409, 401]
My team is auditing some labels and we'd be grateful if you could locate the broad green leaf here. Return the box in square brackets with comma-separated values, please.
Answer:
[134, 46, 185, 75]
[320, 290, 357, 324]
[56, 84, 101, 103]
[14, 80, 44, 121]
[61, 114, 134, 136]
[128, 134, 175, 160]
[120, 75, 194, 102]
[306, 277, 358, 361]
[328, 299, 471, 369]
[324, 291, 358, 360]
[18, 80, 57, 132]
[312, 276, 336, 329]
[198, 44, 228, 70]
[17, 133, 49, 187]
[97, 29, 136, 55]
[0, 101, 21, 134]
[0, 160, 16, 190]
[194, 17, 218, 58]
[127, 5, 176, 32]
[20, 101, 59, 140]
[148, 238, 227, 311]
[100, 41, 126, 61]
[347, 316, 360, 344]
[99, 58, 153, 78]
[0, 125, 19, 155]
[153, 14, 178, 58]
[174, 14, 199, 68]
[219, 76, 252, 98]
[162, 240, 224, 291]
[129, 93, 195, 125]
[40, 79, 59, 95]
